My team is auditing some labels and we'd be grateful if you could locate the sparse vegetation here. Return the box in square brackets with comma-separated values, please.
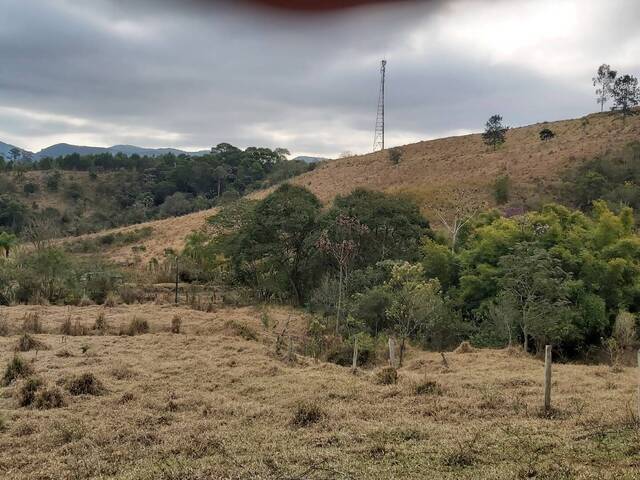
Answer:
[492, 174, 510, 204]
[2, 354, 33, 386]
[291, 400, 324, 427]
[170, 314, 182, 334]
[66, 372, 104, 396]
[125, 317, 149, 336]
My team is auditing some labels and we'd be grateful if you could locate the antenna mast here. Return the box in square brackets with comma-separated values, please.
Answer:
[373, 59, 386, 152]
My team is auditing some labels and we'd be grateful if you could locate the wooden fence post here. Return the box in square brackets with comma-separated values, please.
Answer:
[352, 338, 358, 372]
[544, 345, 552, 411]
[637, 350, 640, 420]
[388, 337, 397, 368]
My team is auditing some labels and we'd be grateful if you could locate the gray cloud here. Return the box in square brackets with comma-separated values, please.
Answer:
[0, 0, 639, 157]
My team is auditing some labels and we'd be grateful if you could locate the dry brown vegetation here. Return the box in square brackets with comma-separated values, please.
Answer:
[57, 112, 640, 265]
[0, 305, 639, 479]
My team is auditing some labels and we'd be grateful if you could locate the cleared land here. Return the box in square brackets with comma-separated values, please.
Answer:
[58, 111, 640, 264]
[1, 305, 639, 479]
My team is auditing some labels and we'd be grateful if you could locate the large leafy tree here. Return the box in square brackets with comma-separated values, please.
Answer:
[498, 243, 572, 353]
[329, 189, 430, 266]
[611, 74, 639, 118]
[232, 184, 321, 304]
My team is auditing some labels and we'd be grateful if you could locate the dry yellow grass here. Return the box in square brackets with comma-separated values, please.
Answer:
[1, 305, 639, 479]
[57, 111, 640, 265]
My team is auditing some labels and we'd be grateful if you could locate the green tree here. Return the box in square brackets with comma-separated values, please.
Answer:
[611, 74, 639, 118]
[384, 262, 446, 366]
[592, 64, 617, 112]
[329, 189, 430, 265]
[482, 114, 509, 150]
[233, 184, 321, 304]
[498, 243, 571, 353]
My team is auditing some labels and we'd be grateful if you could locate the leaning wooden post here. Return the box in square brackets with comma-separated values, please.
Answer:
[388, 337, 397, 368]
[543, 345, 552, 412]
[288, 336, 294, 362]
[351, 338, 358, 372]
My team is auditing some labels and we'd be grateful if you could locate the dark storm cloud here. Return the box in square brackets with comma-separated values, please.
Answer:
[0, 0, 639, 156]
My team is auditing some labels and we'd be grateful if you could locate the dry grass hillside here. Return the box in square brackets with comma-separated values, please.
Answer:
[61, 111, 640, 264]
[0, 305, 639, 479]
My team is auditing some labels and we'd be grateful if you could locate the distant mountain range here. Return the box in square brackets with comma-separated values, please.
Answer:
[0, 140, 328, 163]
[0, 141, 210, 161]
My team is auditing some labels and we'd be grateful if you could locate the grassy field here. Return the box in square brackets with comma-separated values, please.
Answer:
[1, 305, 639, 479]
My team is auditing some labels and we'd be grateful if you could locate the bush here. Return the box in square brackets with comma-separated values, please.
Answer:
[34, 386, 66, 409]
[171, 315, 182, 334]
[2, 355, 33, 386]
[493, 175, 510, 204]
[22, 312, 43, 334]
[61, 317, 88, 336]
[17, 376, 43, 407]
[375, 367, 398, 385]
[125, 317, 149, 336]
[613, 311, 636, 350]
[291, 401, 324, 427]
[0, 316, 9, 336]
[413, 380, 442, 395]
[389, 147, 402, 165]
[93, 312, 108, 333]
[539, 128, 556, 141]
[119, 286, 144, 304]
[66, 373, 104, 396]
[224, 320, 257, 341]
[15, 333, 49, 352]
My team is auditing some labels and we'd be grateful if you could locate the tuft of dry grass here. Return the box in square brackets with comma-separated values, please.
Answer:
[170, 314, 182, 334]
[65, 372, 104, 396]
[124, 316, 149, 336]
[15, 333, 49, 352]
[375, 367, 398, 385]
[21, 312, 43, 334]
[454, 341, 475, 354]
[2, 354, 33, 386]
[291, 400, 324, 427]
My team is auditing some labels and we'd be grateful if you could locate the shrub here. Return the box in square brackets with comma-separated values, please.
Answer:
[17, 377, 43, 407]
[613, 311, 637, 350]
[2, 355, 33, 386]
[15, 333, 49, 352]
[171, 315, 182, 334]
[389, 147, 402, 165]
[539, 128, 556, 141]
[413, 380, 442, 396]
[125, 317, 149, 336]
[119, 287, 144, 304]
[375, 367, 398, 385]
[0, 316, 9, 336]
[103, 292, 119, 307]
[93, 312, 108, 333]
[224, 320, 257, 341]
[291, 401, 324, 427]
[60, 316, 73, 335]
[66, 373, 104, 396]
[22, 312, 43, 334]
[34, 386, 66, 409]
[493, 175, 510, 204]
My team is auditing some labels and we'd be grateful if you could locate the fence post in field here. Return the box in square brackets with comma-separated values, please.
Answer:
[287, 335, 295, 362]
[388, 337, 397, 368]
[637, 350, 640, 420]
[544, 345, 552, 412]
[352, 337, 358, 372]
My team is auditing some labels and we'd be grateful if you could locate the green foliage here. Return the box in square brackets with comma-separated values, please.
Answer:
[482, 114, 508, 150]
[0, 144, 311, 237]
[611, 74, 639, 117]
[231, 184, 321, 304]
[329, 189, 431, 266]
[2, 355, 33, 386]
[389, 147, 402, 165]
[539, 128, 556, 141]
[563, 141, 640, 212]
[493, 175, 510, 204]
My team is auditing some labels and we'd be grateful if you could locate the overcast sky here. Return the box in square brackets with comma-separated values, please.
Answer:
[1, 0, 639, 158]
